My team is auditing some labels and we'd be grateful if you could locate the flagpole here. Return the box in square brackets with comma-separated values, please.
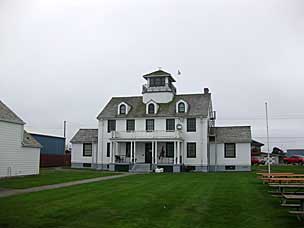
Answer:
[265, 102, 271, 174]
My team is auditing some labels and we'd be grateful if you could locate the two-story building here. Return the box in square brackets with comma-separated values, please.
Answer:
[71, 70, 252, 172]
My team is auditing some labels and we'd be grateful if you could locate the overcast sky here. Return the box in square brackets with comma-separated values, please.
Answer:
[1, 0, 304, 151]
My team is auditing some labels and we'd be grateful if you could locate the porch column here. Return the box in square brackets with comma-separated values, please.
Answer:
[174, 141, 177, 164]
[152, 141, 155, 164]
[130, 141, 134, 163]
[134, 141, 136, 163]
[155, 141, 158, 164]
[177, 141, 180, 164]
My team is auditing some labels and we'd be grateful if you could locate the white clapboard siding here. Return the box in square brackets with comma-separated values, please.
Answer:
[0, 121, 40, 177]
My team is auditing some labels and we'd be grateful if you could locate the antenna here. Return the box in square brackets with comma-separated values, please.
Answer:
[265, 102, 271, 174]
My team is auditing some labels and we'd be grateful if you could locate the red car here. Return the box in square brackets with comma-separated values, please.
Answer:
[283, 155, 304, 165]
[251, 158, 265, 165]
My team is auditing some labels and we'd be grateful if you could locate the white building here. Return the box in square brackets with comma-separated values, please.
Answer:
[71, 70, 252, 172]
[0, 100, 41, 178]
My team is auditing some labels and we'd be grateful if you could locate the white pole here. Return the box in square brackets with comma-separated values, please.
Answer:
[265, 102, 271, 174]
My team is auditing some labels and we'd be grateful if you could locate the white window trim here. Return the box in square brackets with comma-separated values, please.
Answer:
[176, 100, 188, 113]
[146, 100, 159, 114]
[117, 102, 130, 115]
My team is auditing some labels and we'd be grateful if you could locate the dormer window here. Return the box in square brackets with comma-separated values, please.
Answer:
[176, 100, 188, 113]
[178, 103, 185, 113]
[119, 104, 126, 114]
[117, 102, 130, 115]
[148, 103, 155, 114]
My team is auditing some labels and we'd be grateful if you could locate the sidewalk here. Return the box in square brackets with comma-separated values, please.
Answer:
[0, 173, 133, 198]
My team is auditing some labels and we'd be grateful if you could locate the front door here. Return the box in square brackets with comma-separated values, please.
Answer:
[145, 143, 152, 163]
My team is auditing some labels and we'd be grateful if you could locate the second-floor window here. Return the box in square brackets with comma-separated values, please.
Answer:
[187, 118, 196, 132]
[146, 119, 155, 131]
[148, 103, 155, 114]
[126, 119, 135, 131]
[107, 120, 116, 133]
[166, 119, 175, 131]
[83, 143, 92, 157]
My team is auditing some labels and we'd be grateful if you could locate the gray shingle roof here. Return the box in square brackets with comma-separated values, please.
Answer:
[0, 100, 25, 125]
[70, 129, 98, 143]
[22, 131, 42, 148]
[97, 93, 211, 119]
[215, 126, 251, 143]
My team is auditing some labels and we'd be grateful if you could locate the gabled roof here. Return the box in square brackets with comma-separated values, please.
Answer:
[70, 129, 98, 143]
[143, 70, 176, 82]
[215, 126, 251, 143]
[251, 139, 264, 147]
[97, 93, 211, 119]
[0, 100, 25, 125]
[22, 131, 42, 148]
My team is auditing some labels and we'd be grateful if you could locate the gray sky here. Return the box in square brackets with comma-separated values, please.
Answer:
[1, 0, 304, 151]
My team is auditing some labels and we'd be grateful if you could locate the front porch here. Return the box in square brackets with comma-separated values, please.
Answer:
[109, 140, 183, 172]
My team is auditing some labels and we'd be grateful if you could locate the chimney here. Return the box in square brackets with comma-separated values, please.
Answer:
[204, 88, 209, 94]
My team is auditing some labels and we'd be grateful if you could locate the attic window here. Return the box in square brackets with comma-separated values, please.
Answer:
[178, 102, 185, 113]
[148, 103, 155, 114]
[119, 104, 126, 115]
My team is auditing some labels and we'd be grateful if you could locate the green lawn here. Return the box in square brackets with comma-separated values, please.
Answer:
[0, 168, 118, 189]
[0, 166, 304, 228]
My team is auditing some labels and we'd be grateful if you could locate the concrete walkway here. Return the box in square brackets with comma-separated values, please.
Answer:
[0, 173, 133, 198]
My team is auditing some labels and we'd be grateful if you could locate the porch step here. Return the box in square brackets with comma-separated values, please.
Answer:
[129, 163, 152, 173]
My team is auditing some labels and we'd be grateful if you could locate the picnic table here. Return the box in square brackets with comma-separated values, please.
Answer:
[256, 172, 293, 176]
[261, 178, 304, 184]
[269, 184, 304, 195]
[262, 174, 304, 178]
[282, 194, 304, 220]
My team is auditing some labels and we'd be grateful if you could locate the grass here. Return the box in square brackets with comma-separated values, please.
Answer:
[0, 168, 118, 189]
[0, 166, 304, 228]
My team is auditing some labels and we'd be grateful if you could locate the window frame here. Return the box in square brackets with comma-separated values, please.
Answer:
[178, 102, 185, 113]
[166, 142, 174, 158]
[146, 119, 155, 131]
[166, 119, 175, 131]
[187, 118, 196, 132]
[148, 103, 155, 114]
[119, 104, 126, 115]
[187, 142, 196, 158]
[224, 143, 236, 158]
[83, 143, 92, 157]
[107, 120, 116, 133]
[106, 143, 111, 157]
[150, 77, 165, 87]
[126, 119, 135, 131]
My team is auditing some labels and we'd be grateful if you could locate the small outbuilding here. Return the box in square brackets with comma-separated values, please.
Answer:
[0, 100, 41, 177]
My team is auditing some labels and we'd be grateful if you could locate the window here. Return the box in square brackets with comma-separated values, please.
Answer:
[178, 102, 185, 113]
[126, 142, 131, 157]
[166, 119, 175, 131]
[150, 77, 165, 87]
[187, 118, 196, 132]
[166, 142, 174, 158]
[146, 119, 155, 131]
[83, 163, 91, 168]
[148, 103, 155, 114]
[225, 165, 236, 170]
[225, 143, 236, 158]
[107, 120, 116, 133]
[187, 142, 196, 158]
[83, 143, 92, 157]
[126, 119, 135, 131]
[107, 143, 111, 157]
[119, 105, 126, 114]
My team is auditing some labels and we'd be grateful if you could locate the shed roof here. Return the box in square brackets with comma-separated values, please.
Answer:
[215, 126, 251, 143]
[97, 93, 211, 119]
[0, 100, 25, 125]
[22, 131, 42, 148]
[70, 129, 98, 143]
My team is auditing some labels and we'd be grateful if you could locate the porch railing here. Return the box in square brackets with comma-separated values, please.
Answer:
[111, 130, 182, 140]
